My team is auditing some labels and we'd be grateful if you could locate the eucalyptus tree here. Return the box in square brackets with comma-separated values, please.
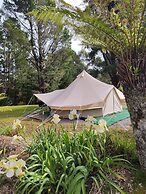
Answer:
[36, 0, 146, 170]
[0, 18, 33, 104]
[88, 48, 120, 87]
[2, 0, 74, 93]
[79, 47, 119, 86]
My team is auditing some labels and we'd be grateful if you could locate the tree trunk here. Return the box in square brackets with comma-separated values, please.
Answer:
[123, 86, 146, 170]
[102, 52, 120, 88]
[37, 69, 46, 93]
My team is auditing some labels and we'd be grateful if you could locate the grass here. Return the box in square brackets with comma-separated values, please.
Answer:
[0, 105, 38, 121]
[110, 129, 137, 163]
[0, 105, 84, 136]
[0, 105, 40, 135]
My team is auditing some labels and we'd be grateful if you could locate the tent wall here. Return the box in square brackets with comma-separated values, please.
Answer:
[79, 108, 103, 118]
[52, 108, 103, 118]
[53, 110, 70, 118]
[103, 89, 122, 116]
[53, 89, 122, 118]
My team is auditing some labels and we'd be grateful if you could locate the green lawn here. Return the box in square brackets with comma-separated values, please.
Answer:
[0, 105, 38, 120]
[0, 105, 40, 135]
[0, 105, 83, 135]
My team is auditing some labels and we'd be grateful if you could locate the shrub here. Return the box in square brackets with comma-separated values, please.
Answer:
[0, 93, 6, 98]
[0, 97, 10, 106]
[0, 93, 13, 106]
[17, 128, 129, 194]
[109, 129, 138, 164]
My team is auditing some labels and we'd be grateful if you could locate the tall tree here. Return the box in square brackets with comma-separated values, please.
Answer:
[37, 0, 146, 170]
[0, 0, 85, 104]
[2, 0, 74, 93]
[0, 18, 34, 104]
[86, 47, 120, 87]
[79, 48, 118, 85]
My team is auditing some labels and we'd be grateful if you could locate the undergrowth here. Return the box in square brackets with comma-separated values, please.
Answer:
[16, 128, 130, 194]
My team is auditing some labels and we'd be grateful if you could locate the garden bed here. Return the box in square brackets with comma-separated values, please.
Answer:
[0, 128, 146, 194]
[0, 135, 25, 194]
[0, 106, 146, 193]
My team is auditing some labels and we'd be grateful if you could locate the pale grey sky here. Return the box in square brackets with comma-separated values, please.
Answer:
[65, 0, 85, 53]
[0, 0, 3, 7]
[65, 0, 83, 7]
[0, 0, 84, 10]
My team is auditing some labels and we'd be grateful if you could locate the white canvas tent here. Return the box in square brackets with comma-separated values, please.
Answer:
[34, 70, 125, 118]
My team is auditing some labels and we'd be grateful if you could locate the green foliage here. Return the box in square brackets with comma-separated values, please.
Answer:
[17, 128, 129, 193]
[0, 95, 11, 106]
[0, 93, 5, 98]
[42, 48, 84, 92]
[110, 129, 137, 164]
[0, 175, 6, 186]
[0, 18, 35, 104]
[35, 0, 146, 87]
[133, 169, 146, 191]
[1, 0, 85, 104]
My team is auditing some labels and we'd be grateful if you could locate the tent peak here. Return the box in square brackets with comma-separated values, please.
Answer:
[77, 70, 88, 78]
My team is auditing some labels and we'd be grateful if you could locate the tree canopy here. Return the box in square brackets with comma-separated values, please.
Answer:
[0, 0, 85, 104]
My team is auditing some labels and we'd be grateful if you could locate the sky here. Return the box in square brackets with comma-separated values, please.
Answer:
[0, 0, 84, 9]
[0, 0, 83, 53]
[64, 0, 83, 7]
[64, 0, 84, 53]
[0, 0, 2, 7]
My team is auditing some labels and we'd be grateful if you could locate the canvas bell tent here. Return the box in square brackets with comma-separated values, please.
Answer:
[34, 70, 125, 118]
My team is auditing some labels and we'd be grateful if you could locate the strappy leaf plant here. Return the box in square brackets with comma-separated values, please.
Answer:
[16, 128, 129, 193]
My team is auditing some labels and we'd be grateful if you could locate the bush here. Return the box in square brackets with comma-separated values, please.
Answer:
[0, 94, 12, 106]
[0, 93, 6, 98]
[17, 128, 129, 194]
[109, 129, 138, 164]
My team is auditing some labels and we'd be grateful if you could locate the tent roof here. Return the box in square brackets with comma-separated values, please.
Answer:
[34, 70, 125, 110]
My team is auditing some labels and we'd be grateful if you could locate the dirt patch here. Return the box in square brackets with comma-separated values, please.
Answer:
[0, 135, 24, 157]
[0, 178, 16, 194]
[111, 118, 132, 130]
[0, 135, 26, 194]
